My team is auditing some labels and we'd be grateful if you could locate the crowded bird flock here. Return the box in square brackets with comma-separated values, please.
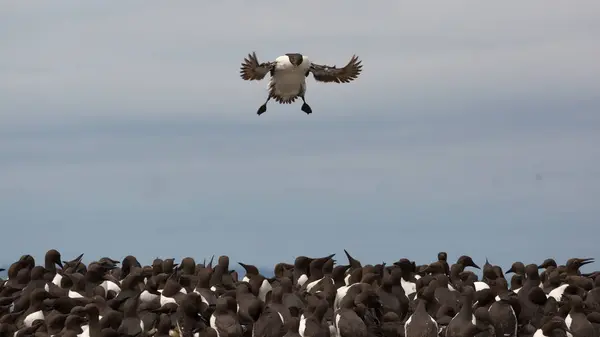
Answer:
[0, 250, 599, 337]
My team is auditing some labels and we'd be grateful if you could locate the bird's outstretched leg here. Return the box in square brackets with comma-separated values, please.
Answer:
[300, 95, 312, 115]
[257, 95, 271, 116]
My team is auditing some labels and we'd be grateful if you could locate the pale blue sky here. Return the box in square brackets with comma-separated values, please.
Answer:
[1, 1, 599, 273]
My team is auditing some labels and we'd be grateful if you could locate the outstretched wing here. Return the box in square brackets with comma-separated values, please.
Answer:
[240, 52, 275, 81]
[309, 55, 362, 83]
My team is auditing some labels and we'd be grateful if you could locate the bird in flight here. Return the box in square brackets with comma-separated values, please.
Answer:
[240, 52, 363, 116]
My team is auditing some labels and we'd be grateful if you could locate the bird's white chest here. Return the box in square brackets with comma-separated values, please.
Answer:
[401, 279, 416, 296]
[306, 277, 322, 292]
[160, 294, 177, 306]
[474, 281, 490, 291]
[565, 314, 572, 328]
[299, 316, 307, 337]
[68, 290, 84, 299]
[140, 290, 159, 303]
[24, 310, 44, 327]
[565, 316, 574, 337]
[270, 70, 306, 95]
[258, 279, 272, 302]
[334, 285, 350, 310]
[549, 284, 568, 301]
[297, 274, 308, 287]
[193, 290, 210, 306]
[344, 274, 351, 286]
[52, 273, 63, 286]
[210, 315, 220, 337]
[101, 280, 121, 296]
[80, 325, 90, 337]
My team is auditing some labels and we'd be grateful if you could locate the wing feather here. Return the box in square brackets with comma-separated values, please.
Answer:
[309, 55, 363, 83]
[240, 52, 275, 81]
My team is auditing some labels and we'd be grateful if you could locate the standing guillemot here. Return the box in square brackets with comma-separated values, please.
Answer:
[292, 256, 314, 287]
[438, 252, 450, 276]
[240, 52, 363, 115]
[377, 267, 410, 320]
[488, 291, 518, 337]
[506, 261, 526, 293]
[117, 294, 145, 336]
[393, 259, 418, 297]
[445, 286, 477, 337]
[404, 287, 438, 337]
[21, 289, 52, 327]
[342, 249, 363, 286]
[302, 254, 336, 292]
[50, 252, 85, 289]
[449, 255, 480, 291]
[334, 294, 367, 337]
[41, 249, 63, 283]
[210, 296, 243, 337]
[564, 294, 596, 337]
[238, 262, 272, 303]
[209, 256, 235, 292]
[299, 294, 330, 337]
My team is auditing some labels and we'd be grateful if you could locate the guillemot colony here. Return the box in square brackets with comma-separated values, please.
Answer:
[0, 250, 598, 337]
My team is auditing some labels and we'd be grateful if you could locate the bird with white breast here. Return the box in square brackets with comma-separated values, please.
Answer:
[240, 52, 363, 116]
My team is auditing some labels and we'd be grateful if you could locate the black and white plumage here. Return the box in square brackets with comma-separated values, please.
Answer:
[3, 250, 600, 337]
[240, 52, 363, 115]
